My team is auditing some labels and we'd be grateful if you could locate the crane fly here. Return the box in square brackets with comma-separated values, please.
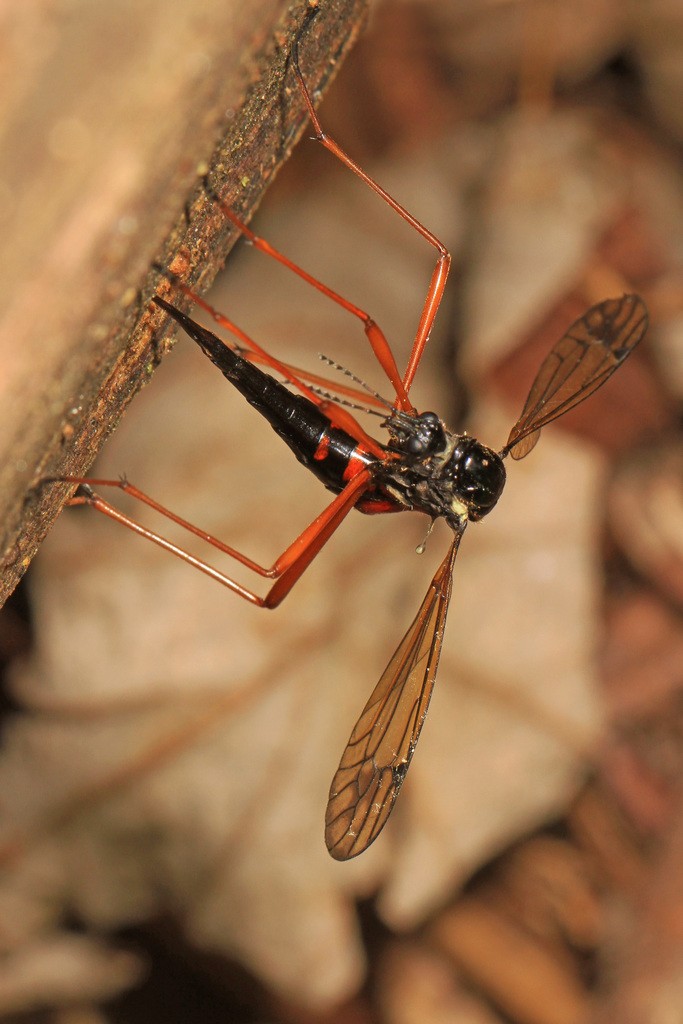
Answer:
[321, 292, 647, 858]
[49, 16, 649, 861]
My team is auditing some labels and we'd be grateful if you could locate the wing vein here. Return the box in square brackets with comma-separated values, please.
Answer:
[325, 535, 461, 859]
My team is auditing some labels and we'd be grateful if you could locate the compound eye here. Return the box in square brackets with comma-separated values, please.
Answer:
[406, 412, 445, 455]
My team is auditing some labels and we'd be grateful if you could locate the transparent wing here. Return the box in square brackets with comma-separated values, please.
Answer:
[503, 294, 648, 460]
[325, 535, 461, 860]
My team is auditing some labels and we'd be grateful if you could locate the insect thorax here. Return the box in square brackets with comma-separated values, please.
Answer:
[377, 411, 507, 529]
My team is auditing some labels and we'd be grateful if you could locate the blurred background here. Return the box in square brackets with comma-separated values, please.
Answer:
[1, 1, 683, 1022]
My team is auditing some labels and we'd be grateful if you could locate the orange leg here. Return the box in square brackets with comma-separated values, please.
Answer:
[155, 283, 387, 460]
[169, 35, 451, 417]
[202, 190, 411, 412]
[53, 471, 372, 608]
[291, 37, 452, 403]
[173, 290, 388, 413]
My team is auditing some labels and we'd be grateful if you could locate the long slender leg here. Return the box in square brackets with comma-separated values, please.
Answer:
[153, 295, 386, 460]
[168, 281, 388, 412]
[292, 38, 452, 402]
[203, 188, 412, 412]
[53, 470, 371, 608]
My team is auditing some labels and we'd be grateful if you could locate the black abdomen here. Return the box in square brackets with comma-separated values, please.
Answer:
[154, 298, 377, 495]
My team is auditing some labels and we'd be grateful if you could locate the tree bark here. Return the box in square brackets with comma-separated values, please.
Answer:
[0, 0, 370, 606]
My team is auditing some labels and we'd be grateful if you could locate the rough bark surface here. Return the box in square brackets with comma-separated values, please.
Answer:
[0, 0, 369, 606]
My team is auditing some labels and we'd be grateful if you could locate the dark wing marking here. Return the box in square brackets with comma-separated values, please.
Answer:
[503, 294, 648, 460]
[325, 535, 461, 860]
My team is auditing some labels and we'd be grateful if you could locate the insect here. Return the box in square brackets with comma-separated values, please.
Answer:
[52, 28, 649, 860]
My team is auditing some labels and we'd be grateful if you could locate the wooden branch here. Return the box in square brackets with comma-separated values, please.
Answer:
[0, 0, 370, 607]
